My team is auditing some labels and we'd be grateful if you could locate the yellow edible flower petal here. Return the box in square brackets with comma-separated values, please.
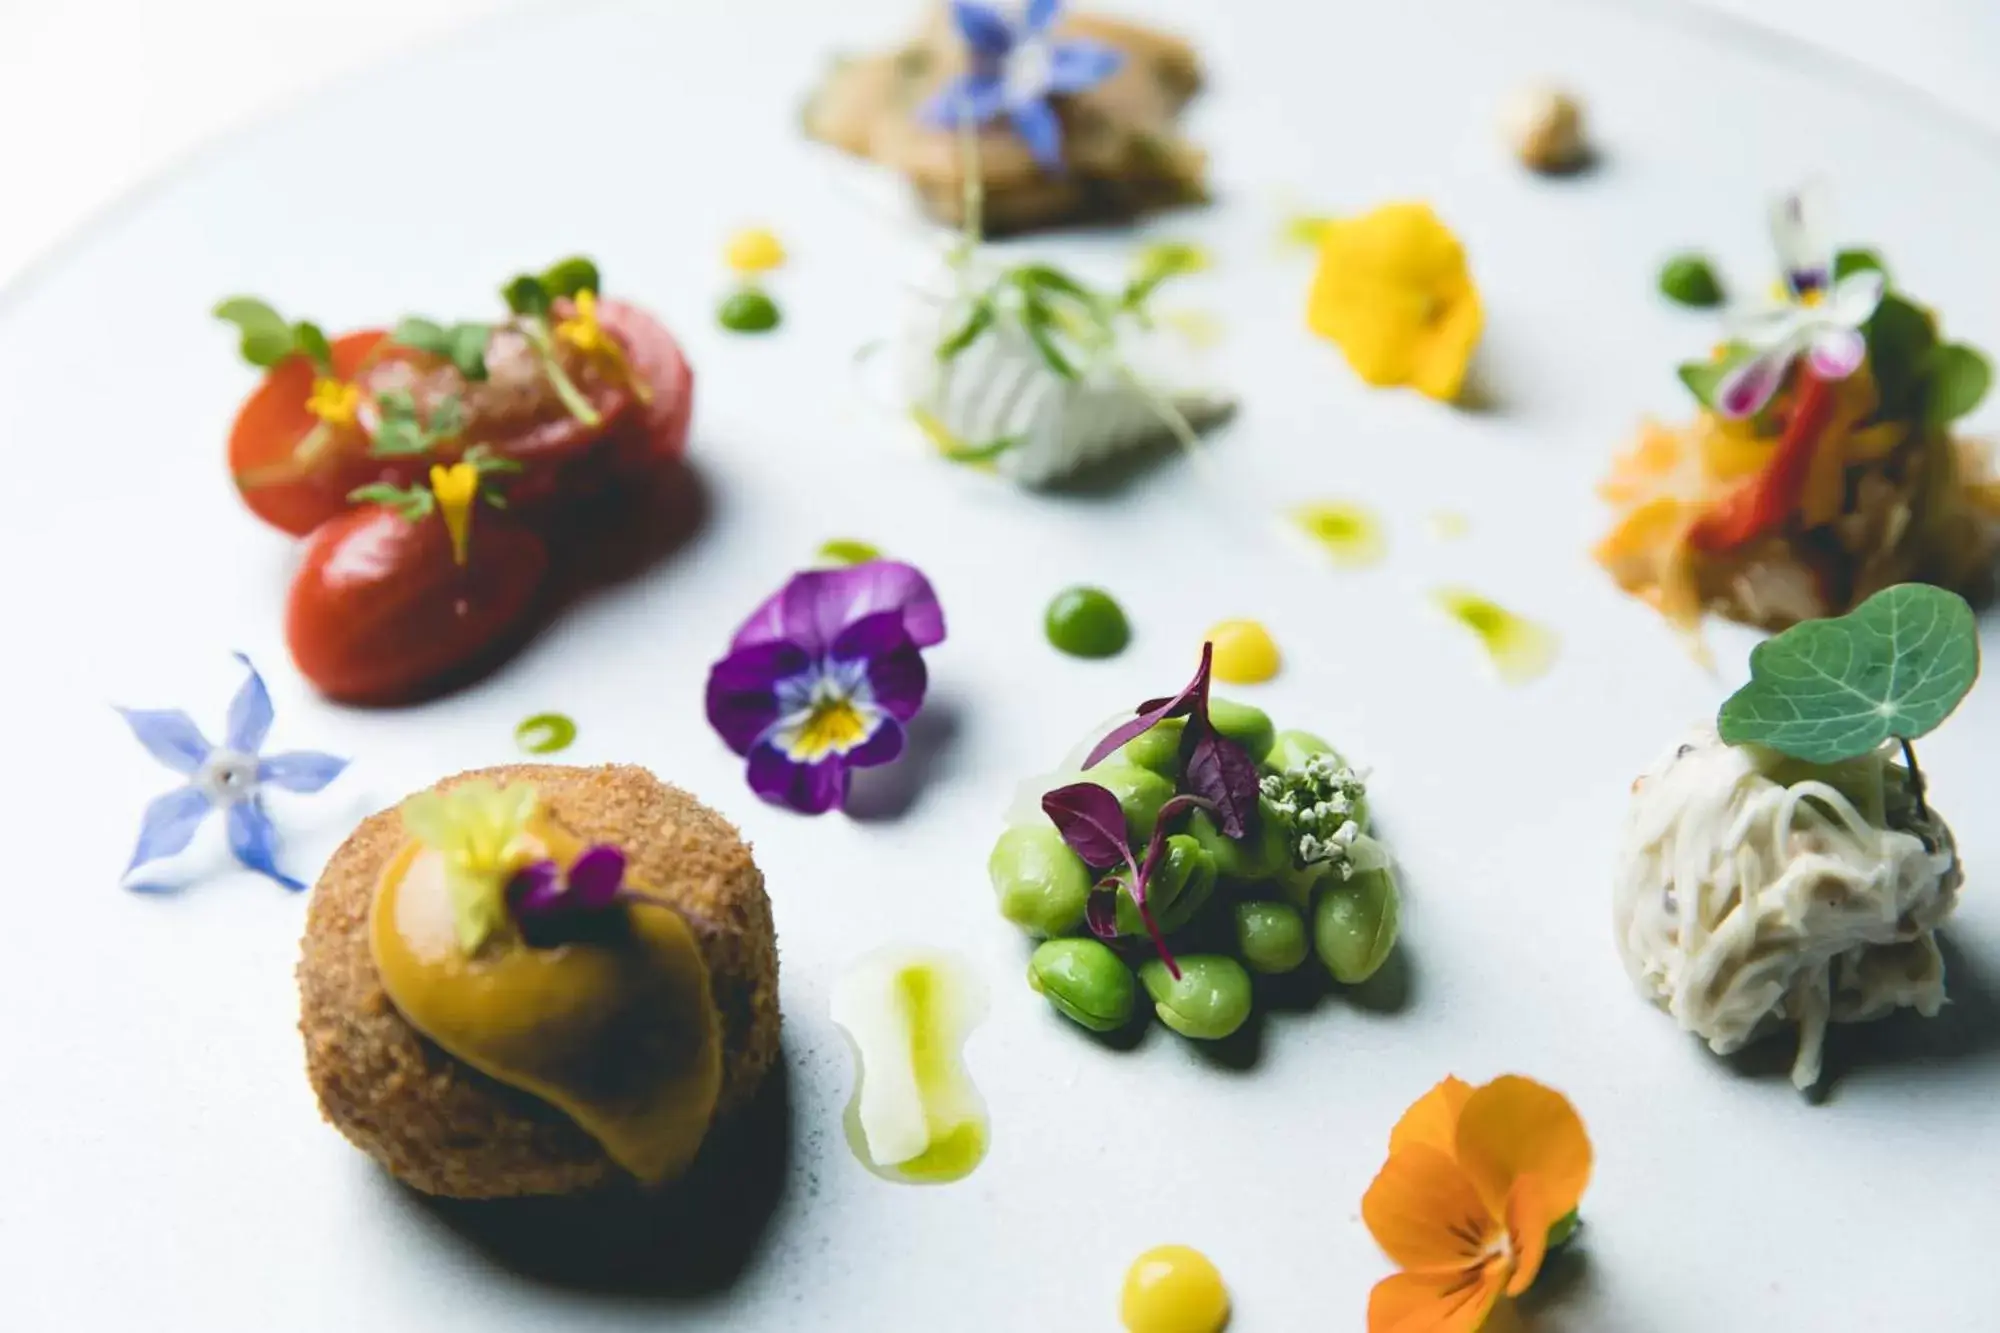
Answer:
[399, 780, 541, 955]
[553, 288, 651, 405]
[305, 376, 362, 429]
[1306, 202, 1483, 404]
[430, 461, 479, 566]
[725, 227, 787, 275]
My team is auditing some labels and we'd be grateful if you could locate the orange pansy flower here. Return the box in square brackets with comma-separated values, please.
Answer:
[1362, 1075, 1592, 1333]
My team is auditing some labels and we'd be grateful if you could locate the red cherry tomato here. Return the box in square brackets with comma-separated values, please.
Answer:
[286, 504, 549, 704]
[229, 330, 423, 537]
[598, 298, 695, 462]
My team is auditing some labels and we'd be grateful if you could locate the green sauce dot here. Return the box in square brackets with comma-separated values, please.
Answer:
[1044, 586, 1131, 659]
[1658, 253, 1724, 308]
[719, 288, 781, 334]
[515, 712, 577, 755]
[817, 539, 882, 567]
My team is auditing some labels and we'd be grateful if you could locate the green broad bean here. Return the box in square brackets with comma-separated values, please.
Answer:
[1044, 586, 1131, 658]
[1114, 717, 1185, 775]
[1139, 955, 1254, 1040]
[1234, 900, 1309, 973]
[1314, 866, 1400, 984]
[1115, 835, 1216, 936]
[1206, 698, 1275, 763]
[1028, 938, 1137, 1032]
[1266, 728, 1339, 775]
[1089, 763, 1175, 844]
[1273, 860, 1328, 913]
[989, 825, 1092, 937]
[1189, 796, 1290, 883]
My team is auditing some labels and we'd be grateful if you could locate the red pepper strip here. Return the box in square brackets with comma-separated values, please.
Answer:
[1686, 369, 1838, 552]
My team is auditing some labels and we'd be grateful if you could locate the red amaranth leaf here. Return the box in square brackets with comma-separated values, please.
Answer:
[1181, 730, 1259, 839]
[1081, 642, 1216, 770]
[1042, 781, 1138, 874]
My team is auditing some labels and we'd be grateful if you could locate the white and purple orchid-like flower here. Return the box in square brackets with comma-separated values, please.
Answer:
[922, 0, 1124, 173]
[117, 654, 348, 891]
[1716, 183, 1887, 419]
[706, 561, 947, 816]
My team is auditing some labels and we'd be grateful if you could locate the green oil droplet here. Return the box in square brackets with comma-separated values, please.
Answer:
[1292, 501, 1386, 568]
[515, 712, 578, 754]
[1433, 588, 1557, 684]
[718, 287, 781, 334]
[816, 538, 882, 567]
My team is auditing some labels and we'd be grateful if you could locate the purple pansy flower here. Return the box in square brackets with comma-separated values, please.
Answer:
[706, 560, 946, 815]
[922, 0, 1124, 173]
[117, 653, 348, 891]
[1716, 183, 1886, 419]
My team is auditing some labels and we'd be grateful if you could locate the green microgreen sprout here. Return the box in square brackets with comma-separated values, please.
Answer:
[391, 316, 495, 380]
[498, 255, 607, 428]
[369, 389, 467, 459]
[213, 297, 334, 372]
[1716, 583, 1981, 819]
[347, 443, 522, 522]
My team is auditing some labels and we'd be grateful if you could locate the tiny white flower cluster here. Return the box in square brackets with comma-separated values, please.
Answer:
[1260, 753, 1374, 878]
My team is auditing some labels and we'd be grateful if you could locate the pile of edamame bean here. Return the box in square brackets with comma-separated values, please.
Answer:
[990, 699, 1401, 1041]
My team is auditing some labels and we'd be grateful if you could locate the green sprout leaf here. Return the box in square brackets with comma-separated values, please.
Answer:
[937, 299, 996, 360]
[539, 256, 601, 299]
[1923, 343, 1992, 425]
[448, 322, 492, 380]
[369, 390, 465, 458]
[1863, 294, 1938, 423]
[1022, 304, 1080, 380]
[502, 274, 552, 318]
[1121, 240, 1207, 309]
[293, 320, 333, 370]
[1676, 344, 1750, 411]
[1657, 253, 1724, 308]
[1834, 248, 1888, 283]
[1717, 583, 1980, 765]
[348, 481, 437, 523]
[391, 316, 453, 355]
[463, 443, 523, 475]
[214, 296, 299, 368]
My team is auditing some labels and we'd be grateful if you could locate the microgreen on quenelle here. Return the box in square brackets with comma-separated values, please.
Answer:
[1041, 784, 1215, 977]
[392, 317, 495, 380]
[369, 389, 467, 458]
[348, 445, 521, 524]
[1082, 642, 1262, 838]
[1717, 583, 1980, 816]
[499, 255, 608, 426]
[214, 297, 334, 372]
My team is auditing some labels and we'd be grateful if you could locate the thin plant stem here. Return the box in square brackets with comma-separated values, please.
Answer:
[1898, 737, 1929, 820]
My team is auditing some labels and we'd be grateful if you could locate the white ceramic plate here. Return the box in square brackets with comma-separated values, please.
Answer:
[3, 1, 1995, 1328]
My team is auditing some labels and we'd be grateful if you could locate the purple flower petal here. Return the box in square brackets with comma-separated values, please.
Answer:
[843, 715, 906, 769]
[1808, 326, 1867, 381]
[226, 799, 302, 891]
[830, 609, 913, 664]
[949, 0, 1016, 58]
[1041, 781, 1136, 872]
[706, 640, 812, 755]
[747, 742, 849, 815]
[566, 845, 628, 909]
[508, 860, 564, 916]
[1022, 0, 1062, 36]
[921, 73, 1008, 129]
[1715, 343, 1796, 419]
[257, 750, 348, 793]
[1082, 643, 1214, 770]
[117, 707, 213, 775]
[126, 785, 213, 874]
[1045, 38, 1123, 95]
[225, 652, 275, 755]
[733, 561, 945, 656]
[1009, 98, 1065, 173]
[863, 637, 929, 723]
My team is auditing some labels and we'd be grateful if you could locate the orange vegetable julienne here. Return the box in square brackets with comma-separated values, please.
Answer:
[1362, 1075, 1592, 1333]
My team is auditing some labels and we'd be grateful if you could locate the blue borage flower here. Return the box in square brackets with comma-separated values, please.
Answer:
[706, 561, 947, 815]
[922, 0, 1124, 173]
[117, 654, 348, 891]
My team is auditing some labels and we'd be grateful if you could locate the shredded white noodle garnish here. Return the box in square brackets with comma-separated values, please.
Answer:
[1612, 723, 1962, 1090]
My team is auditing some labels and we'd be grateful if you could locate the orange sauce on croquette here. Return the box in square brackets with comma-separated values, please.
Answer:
[368, 816, 723, 1186]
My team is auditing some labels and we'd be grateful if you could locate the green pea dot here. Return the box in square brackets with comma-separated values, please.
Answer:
[515, 712, 577, 755]
[719, 287, 781, 334]
[1658, 253, 1724, 308]
[1044, 585, 1131, 659]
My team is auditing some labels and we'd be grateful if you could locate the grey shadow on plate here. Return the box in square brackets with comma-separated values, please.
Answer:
[844, 696, 963, 822]
[395, 1049, 793, 1299]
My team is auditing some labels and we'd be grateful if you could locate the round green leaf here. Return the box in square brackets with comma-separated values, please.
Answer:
[540, 256, 602, 299]
[1924, 344, 1992, 425]
[213, 296, 298, 368]
[1658, 253, 1724, 308]
[1717, 584, 1980, 763]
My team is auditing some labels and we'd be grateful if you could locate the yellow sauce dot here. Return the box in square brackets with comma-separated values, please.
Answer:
[1121, 1245, 1230, 1333]
[725, 227, 787, 275]
[1292, 500, 1386, 567]
[1206, 620, 1281, 684]
[1433, 587, 1557, 684]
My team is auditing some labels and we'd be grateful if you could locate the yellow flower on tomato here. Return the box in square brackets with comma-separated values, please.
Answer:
[429, 461, 480, 567]
[553, 288, 650, 404]
[1306, 202, 1484, 403]
[305, 376, 363, 429]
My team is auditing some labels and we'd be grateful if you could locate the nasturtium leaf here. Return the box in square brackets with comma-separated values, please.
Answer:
[1717, 583, 1980, 764]
[540, 257, 601, 299]
[1863, 294, 1938, 422]
[214, 296, 298, 368]
[502, 274, 551, 317]
[293, 320, 333, 369]
[1833, 248, 1888, 283]
[1924, 343, 1992, 425]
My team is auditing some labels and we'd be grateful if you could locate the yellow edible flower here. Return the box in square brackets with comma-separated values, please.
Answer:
[305, 376, 363, 429]
[553, 288, 651, 404]
[429, 461, 479, 567]
[725, 226, 787, 275]
[1306, 202, 1484, 403]
[399, 780, 541, 954]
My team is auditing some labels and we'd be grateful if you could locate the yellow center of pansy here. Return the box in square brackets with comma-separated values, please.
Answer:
[725, 227, 787, 275]
[306, 376, 363, 428]
[1305, 201, 1484, 403]
[429, 461, 480, 566]
[787, 696, 872, 761]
